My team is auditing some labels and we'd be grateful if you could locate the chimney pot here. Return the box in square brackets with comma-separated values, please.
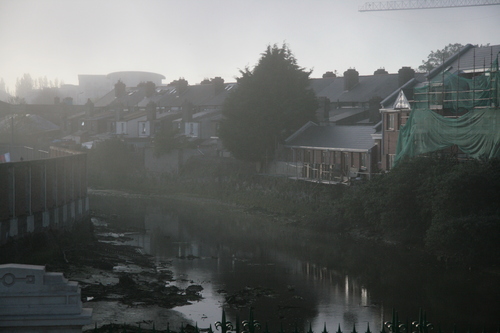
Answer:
[374, 68, 388, 75]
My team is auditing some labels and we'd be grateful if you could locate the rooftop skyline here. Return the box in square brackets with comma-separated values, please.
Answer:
[1, 0, 499, 93]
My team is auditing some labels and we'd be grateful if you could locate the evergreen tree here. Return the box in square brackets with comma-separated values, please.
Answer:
[219, 43, 318, 163]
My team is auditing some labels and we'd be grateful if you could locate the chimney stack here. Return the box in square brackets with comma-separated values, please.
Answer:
[398, 67, 415, 87]
[114, 80, 126, 98]
[170, 78, 188, 96]
[343, 68, 359, 91]
[211, 77, 225, 96]
[322, 71, 337, 78]
[398, 67, 416, 100]
[85, 99, 94, 118]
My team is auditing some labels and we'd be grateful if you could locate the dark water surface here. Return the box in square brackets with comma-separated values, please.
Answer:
[89, 193, 499, 332]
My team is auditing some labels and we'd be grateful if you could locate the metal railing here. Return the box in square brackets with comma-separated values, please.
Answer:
[90, 308, 497, 333]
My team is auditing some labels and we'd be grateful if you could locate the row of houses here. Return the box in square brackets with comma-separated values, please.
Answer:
[276, 43, 500, 184]
[1, 44, 499, 184]
[67, 64, 425, 172]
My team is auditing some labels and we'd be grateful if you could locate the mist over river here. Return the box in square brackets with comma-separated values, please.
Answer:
[89, 192, 499, 332]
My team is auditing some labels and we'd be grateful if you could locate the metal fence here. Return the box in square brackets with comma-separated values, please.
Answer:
[90, 309, 498, 333]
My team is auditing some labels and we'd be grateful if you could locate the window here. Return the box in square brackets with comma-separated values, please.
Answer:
[387, 114, 395, 130]
[360, 153, 366, 169]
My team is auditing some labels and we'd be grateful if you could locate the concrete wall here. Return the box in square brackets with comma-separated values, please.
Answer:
[0, 148, 88, 245]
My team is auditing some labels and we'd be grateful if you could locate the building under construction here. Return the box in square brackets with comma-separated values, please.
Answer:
[380, 44, 500, 170]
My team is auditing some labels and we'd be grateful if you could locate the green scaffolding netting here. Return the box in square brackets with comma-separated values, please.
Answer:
[395, 107, 500, 164]
[395, 55, 500, 165]
[413, 58, 499, 112]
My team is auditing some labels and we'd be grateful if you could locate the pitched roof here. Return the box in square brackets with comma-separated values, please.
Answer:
[0, 114, 59, 135]
[157, 83, 237, 108]
[285, 122, 376, 152]
[311, 74, 404, 103]
[94, 90, 118, 108]
[438, 44, 500, 74]
[204, 83, 237, 106]
[94, 87, 147, 108]
[329, 107, 366, 123]
[120, 110, 147, 122]
[87, 110, 115, 121]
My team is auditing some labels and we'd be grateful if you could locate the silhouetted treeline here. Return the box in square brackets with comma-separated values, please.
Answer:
[333, 157, 500, 267]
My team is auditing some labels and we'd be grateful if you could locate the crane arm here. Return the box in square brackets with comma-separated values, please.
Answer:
[359, 0, 500, 12]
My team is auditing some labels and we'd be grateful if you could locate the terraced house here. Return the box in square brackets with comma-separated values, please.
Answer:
[274, 67, 424, 183]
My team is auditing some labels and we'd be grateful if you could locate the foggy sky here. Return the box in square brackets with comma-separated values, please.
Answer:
[0, 0, 499, 92]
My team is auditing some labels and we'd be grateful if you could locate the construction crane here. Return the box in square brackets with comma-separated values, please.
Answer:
[359, 0, 500, 12]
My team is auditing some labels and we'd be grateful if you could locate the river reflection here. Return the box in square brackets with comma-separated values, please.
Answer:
[90, 194, 499, 332]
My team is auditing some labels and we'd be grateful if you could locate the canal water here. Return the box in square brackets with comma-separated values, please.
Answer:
[89, 193, 499, 333]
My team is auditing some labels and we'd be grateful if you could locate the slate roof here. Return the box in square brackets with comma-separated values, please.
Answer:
[172, 109, 221, 124]
[121, 111, 147, 122]
[93, 90, 117, 108]
[285, 122, 376, 152]
[311, 74, 403, 103]
[95, 82, 237, 110]
[329, 107, 366, 123]
[67, 111, 86, 120]
[0, 114, 59, 135]
[87, 110, 115, 121]
[204, 83, 237, 107]
[94, 87, 147, 108]
[156, 83, 237, 108]
[309, 77, 336, 94]
[429, 44, 500, 77]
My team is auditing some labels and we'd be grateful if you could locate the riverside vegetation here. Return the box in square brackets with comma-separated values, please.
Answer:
[86, 139, 500, 270]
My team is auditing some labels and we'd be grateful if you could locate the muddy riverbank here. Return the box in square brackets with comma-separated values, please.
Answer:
[87, 189, 500, 333]
[0, 212, 205, 332]
[2, 188, 499, 332]
[78, 218, 207, 331]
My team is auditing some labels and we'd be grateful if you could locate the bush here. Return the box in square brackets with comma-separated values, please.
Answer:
[425, 214, 500, 267]
[333, 157, 500, 266]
